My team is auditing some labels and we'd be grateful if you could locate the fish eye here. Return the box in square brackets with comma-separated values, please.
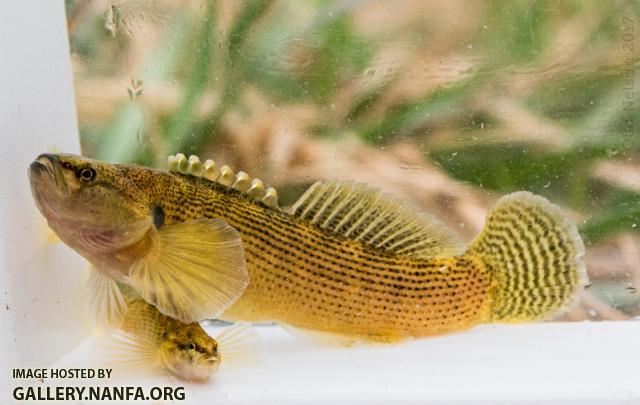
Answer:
[188, 343, 196, 351]
[78, 167, 97, 182]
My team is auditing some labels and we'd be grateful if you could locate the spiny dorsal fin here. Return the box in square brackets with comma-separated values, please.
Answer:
[290, 180, 464, 259]
[168, 153, 279, 209]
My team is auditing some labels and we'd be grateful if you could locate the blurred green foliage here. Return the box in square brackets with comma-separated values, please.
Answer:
[66, 0, 639, 247]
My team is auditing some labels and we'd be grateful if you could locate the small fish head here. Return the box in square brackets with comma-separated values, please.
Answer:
[158, 324, 220, 382]
[28, 153, 152, 266]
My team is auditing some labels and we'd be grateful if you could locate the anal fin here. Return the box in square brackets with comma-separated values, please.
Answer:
[279, 323, 403, 346]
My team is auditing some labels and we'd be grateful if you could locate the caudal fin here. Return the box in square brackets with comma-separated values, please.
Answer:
[467, 191, 588, 322]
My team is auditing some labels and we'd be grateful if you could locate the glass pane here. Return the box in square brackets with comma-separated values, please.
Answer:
[66, 0, 640, 322]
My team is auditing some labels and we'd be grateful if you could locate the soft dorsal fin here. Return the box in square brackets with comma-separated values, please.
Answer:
[290, 180, 464, 259]
[167, 153, 279, 209]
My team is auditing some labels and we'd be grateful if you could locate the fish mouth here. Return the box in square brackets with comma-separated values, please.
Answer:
[167, 361, 213, 383]
[28, 153, 72, 226]
[29, 157, 53, 178]
[29, 154, 68, 195]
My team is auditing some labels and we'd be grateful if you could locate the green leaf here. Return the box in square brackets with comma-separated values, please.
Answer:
[479, 0, 549, 64]
[428, 143, 598, 198]
[176, 0, 275, 154]
[580, 197, 640, 244]
[526, 69, 620, 124]
[164, 0, 217, 156]
[589, 280, 640, 314]
[360, 76, 478, 144]
[93, 102, 151, 165]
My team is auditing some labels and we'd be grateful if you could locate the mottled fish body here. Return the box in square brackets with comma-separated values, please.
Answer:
[29, 153, 587, 343]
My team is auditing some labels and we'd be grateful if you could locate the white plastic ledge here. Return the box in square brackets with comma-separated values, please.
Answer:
[2, 2, 640, 405]
[53, 321, 640, 404]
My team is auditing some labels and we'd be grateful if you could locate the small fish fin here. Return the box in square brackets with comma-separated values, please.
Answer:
[279, 323, 404, 346]
[129, 219, 248, 323]
[98, 331, 162, 373]
[467, 191, 588, 322]
[168, 153, 279, 208]
[45, 227, 60, 244]
[215, 322, 259, 367]
[98, 300, 166, 374]
[290, 180, 463, 258]
[86, 266, 127, 329]
[280, 324, 361, 347]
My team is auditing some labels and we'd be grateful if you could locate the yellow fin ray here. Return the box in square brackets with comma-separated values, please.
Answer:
[290, 180, 463, 258]
[99, 299, 167, 373]
[215, 322, 259, 366]
[45, 227, 61, 244]
[129, 219, 248, 323]
[280, 324, 401, 346]
[86, 266, 127, 329]
[99, 331, 162, 372]
[468, 191, 588, 322]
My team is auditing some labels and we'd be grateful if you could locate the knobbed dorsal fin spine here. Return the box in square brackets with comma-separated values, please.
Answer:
[246, 179, 265, 198]
[204, 159, 219, 181]
[218, 165, 235, 187]
[168, 153, 279, 209]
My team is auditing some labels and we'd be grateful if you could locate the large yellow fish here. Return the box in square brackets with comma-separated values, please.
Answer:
[29, 153, 587, 343]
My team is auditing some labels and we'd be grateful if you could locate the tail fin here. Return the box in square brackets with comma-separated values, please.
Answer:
[467, 191, 588, 322]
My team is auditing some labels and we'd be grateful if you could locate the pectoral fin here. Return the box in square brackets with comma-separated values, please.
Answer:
[99, 331, 162, 372]
[86, 266, 127, 329]
[129, 219, 248, 323]
[99, 299, 164, 372]
[215, 322, 259, 367]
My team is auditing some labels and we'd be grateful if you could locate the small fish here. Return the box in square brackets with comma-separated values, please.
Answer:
[105, 297, 256, 382]
[29, 153, 588, 343]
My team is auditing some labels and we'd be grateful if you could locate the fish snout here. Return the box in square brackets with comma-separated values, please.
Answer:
[29, 153, 68, 196]
[30, 154, 57, 177]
